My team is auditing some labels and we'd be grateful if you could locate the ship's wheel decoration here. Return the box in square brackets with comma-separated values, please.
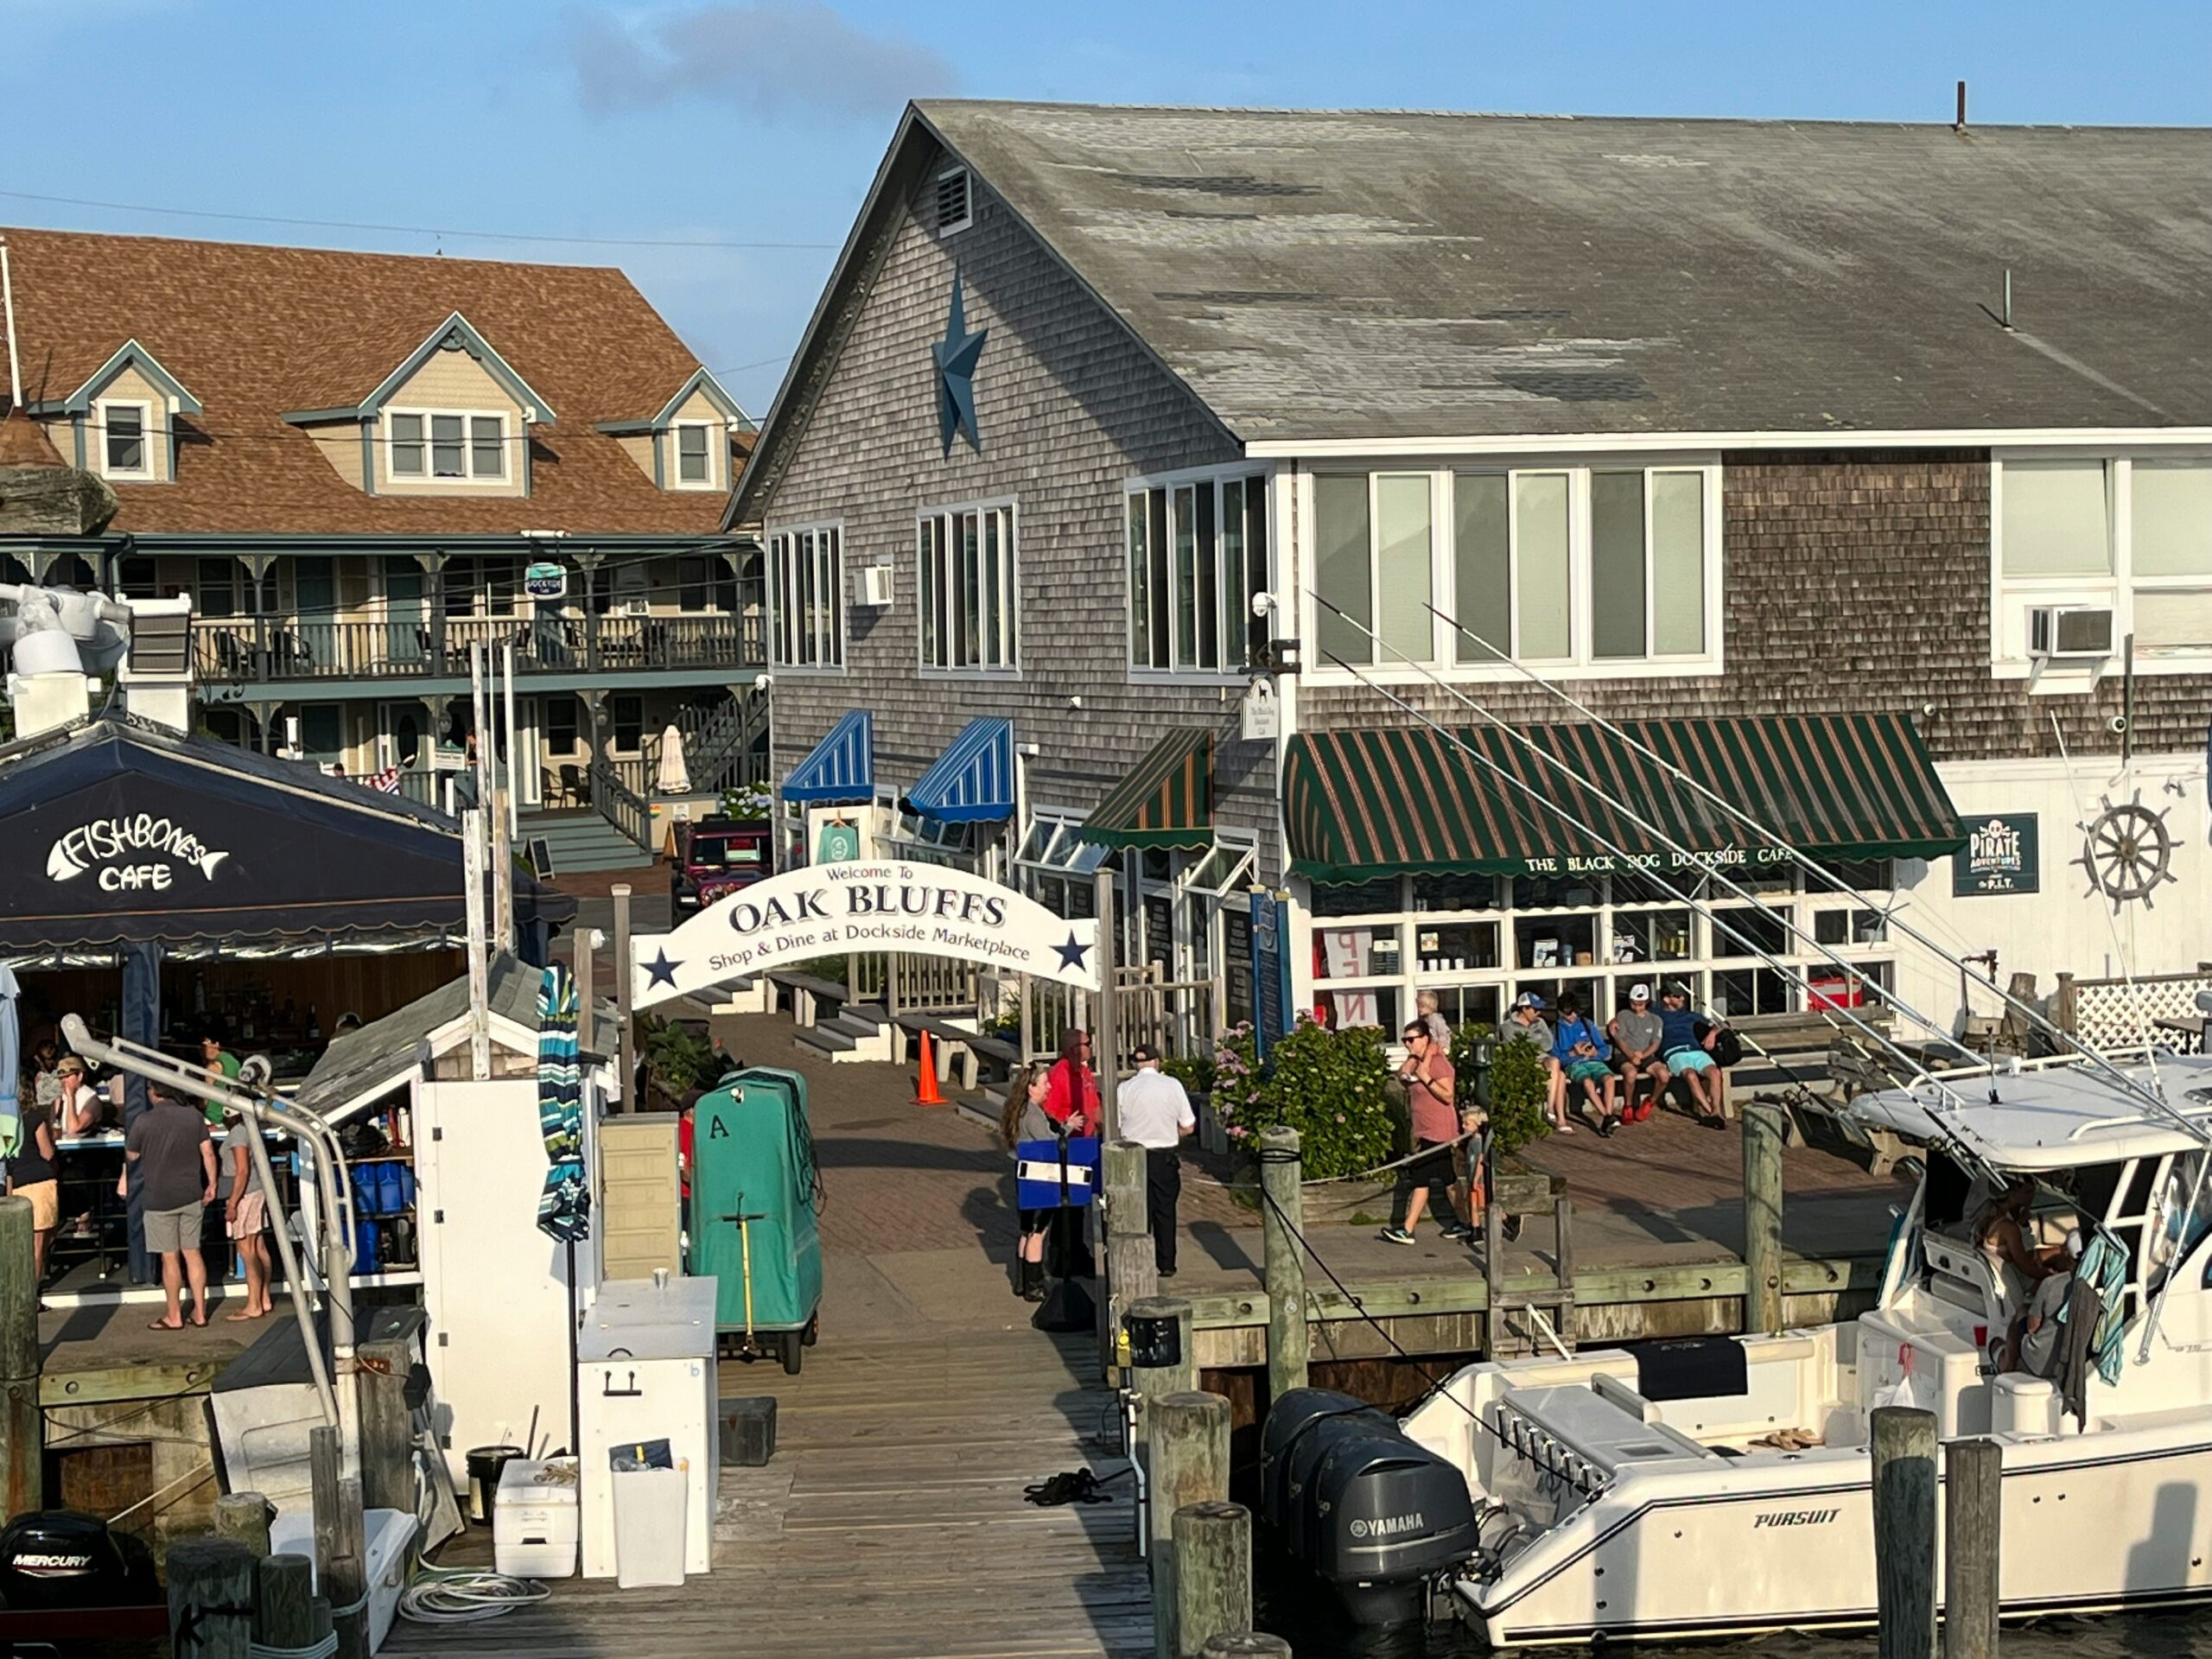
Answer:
[2075, 791, 2178, 911]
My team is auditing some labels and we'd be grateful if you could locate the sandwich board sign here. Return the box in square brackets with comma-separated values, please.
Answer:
[631, 859, 1101, 1009]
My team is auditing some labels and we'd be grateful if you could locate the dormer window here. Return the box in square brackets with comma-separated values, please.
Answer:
[675, 422, 713, 486]
[389, 410, 507, 480]
[99, 399, 151, 478]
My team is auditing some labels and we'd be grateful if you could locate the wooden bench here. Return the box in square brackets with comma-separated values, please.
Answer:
[767, 969, 851, 1029]
[891, 1012, 1020, 1092]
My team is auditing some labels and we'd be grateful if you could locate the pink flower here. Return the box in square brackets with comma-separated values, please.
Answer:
[1335, 1113, 1346, 1123]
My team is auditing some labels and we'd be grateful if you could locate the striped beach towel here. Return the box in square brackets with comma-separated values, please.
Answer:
[536, 963, 589, 1242]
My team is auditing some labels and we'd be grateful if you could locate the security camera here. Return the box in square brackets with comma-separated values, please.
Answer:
[2108, 714, 2129, 735]
[1922, 702, 1937, 718]
[1250, 592, 1277, 619]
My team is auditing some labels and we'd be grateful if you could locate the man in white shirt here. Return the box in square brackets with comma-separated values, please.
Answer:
[1119, 1043, 1196, 1278]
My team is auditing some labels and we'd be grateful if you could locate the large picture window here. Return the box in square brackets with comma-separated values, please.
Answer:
[1315, 461, 1719, 675]
[389, 410, 506, 480]
[768, 523, 844, 668]
[918, 501, 1019, 671]
[1993, 455, 2212, 667]
[1128, 471, 1269, 673]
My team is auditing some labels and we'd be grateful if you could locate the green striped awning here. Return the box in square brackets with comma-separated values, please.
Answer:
[1285, 713, 1964, 883]
[1079, 728, 1214, 852]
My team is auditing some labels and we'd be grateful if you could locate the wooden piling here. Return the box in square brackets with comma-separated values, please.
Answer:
[357, 1325, 417, 1513]
[1742, 1098, 1786, 1335]
[1258, 1126, 1309, 1399]
[1149, 1390, 1230, 1659]
[0, 1196, 40, 1521]
[1103, 1139, 1157, 1373]
[1200, 1634, 1291, 1657]
[311, 1426, 370, 1659]
[1943, 1437, 2002, 1659]
[1173, 1500, 1252, 1659]
[214, 1491, 274, 1557]
[166, 1536, 254, 1659]
[1872, 1405, 1939, 1659]
[613, 882, 634, 1111]
[255, 1552, 318, 1654]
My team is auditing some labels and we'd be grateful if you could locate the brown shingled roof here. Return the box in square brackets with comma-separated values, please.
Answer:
[3, 226, 739, 537]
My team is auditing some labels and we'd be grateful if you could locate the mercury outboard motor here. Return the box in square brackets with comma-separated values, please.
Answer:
[0, 1510, 154, 1610]
[1262, 1396, 1478, 1625]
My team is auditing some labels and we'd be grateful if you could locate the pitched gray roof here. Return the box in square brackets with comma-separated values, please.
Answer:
[912, 102, 2212, 442]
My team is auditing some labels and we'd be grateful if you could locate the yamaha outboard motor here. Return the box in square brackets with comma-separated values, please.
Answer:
[0, 1510, 155, 1610]
[1259, 1388, 1363, 1531]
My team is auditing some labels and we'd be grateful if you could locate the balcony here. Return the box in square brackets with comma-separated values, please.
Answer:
[192, 610, 766, 687]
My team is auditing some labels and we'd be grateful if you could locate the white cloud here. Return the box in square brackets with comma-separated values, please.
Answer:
[568, 2, 957, 123]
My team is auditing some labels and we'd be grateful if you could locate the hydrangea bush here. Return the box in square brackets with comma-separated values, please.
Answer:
[1211, 1017, 1395, 1179]
[1450, 1021, 1550, 1158]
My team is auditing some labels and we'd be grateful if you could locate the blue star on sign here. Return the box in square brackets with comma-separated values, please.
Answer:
[932, 268, 987, 454]
[643, 948, 681, 991]
[1054, 931, 1091, 974]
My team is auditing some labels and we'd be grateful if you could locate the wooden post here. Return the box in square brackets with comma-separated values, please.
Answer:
[1743, 1098, 1786, 1336]
[1201, 1637, 1290, 1658]
[166, 1536, 254, 1659]
[0, 1196, 40, 1521]
[214, 1491, 274, 1558]
[613, 882, 634, 1112]
[356, 1325, 416, 1512]
[1103, 1139, 1156, 1373]
[1149, 1390, 1230, 1659]
[1872, 1405, 1939, 1659]
[1173, 1500, 1253, 1659]
[463, 808, 491, 1081]
[255, 1552, 317, 1654]
[1259, 1126, 1309, 1401]
[1094, 868, 1120, 1141]
[1127, 1294, 1196, 1460]
[1943, 1437, 2001, 1659]
[310, 1427, 370, 1659]
[1484, 1196, 1507, 1357]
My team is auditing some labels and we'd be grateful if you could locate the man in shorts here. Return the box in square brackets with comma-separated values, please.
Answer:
[1658, 982, 1727, 1128]
[124, 1083, 217, 1328]
[219, 1112, 274, 1320]
[1608, 984, 1667, 1123]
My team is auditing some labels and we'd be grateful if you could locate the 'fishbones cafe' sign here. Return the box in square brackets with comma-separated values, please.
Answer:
[48, 815, 232, 893]
[632, 860, 1101, 1010]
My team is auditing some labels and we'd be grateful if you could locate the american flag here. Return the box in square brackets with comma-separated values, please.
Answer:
[363, 766, 403, 794]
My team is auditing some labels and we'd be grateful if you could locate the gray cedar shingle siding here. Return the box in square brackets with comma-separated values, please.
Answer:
[760, 149, 1284, 876]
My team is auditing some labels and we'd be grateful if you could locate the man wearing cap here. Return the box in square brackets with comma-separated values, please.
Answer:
[1658, 982, 1727, 1128]
[1608, 984, 1666, 1124]
[1118, 1044, 1195, 1278]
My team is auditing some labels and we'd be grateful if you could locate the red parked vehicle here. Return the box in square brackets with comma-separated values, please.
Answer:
[671, 816, 774, 917]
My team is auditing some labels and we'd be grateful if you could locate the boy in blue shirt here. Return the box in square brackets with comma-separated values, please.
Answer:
[1656, 982, 1728, 1128]
[1549, 993, 1621, 1137]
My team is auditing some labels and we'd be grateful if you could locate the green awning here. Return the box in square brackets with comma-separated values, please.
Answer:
[1285, 713, 1964, 883]
[1080, 728, 1214, 852]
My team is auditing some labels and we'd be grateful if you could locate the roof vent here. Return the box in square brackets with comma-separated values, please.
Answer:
[936, 166, 972, 236]
[128, 607, 191, 676]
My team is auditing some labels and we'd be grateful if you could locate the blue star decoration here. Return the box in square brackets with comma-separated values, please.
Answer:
[643, 948, 681, 991]
[1053, 931, 1091, 974]
[932, 268, 987, 454]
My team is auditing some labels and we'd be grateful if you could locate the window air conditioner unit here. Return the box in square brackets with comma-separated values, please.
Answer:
[620, 597, 652, 618]
[858, 565, 893, 607]
[2026, 604, 2114, 660]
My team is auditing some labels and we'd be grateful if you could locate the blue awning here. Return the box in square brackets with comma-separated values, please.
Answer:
[906, 718, 1016, 824]
[782, 710, 874, 804]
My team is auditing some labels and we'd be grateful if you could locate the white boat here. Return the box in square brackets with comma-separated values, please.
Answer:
[1391, 1050, 2212, 1647]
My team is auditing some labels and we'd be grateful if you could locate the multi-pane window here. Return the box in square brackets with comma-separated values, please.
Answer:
[1128, 473, 1269, 672]
[99, 402, 149, 476]
[918, 502, 1019, 671]
[389, 411, 505, 480]
[1315, 463, 1718, 671]
[677, 555, 736, 613]
[1995, 456, 2212, 662]
[675, 423, 712, 485]
[442, 555, 521, 617]
[768, 524, 844, 668]
[611, 694, 644, 754]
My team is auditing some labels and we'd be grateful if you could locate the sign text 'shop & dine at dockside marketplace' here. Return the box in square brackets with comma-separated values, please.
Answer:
[631, 860, 1102, 1008]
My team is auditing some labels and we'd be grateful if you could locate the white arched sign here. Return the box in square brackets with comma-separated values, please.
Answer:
[630, 859, 1101, 1010]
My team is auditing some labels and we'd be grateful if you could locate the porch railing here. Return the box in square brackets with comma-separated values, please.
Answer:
[190, 610, 765, 684]
[1018, 965, 1216, 1065]
[586, 757, 652, 850]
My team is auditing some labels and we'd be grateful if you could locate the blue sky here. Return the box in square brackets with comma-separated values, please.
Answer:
[3, 1, 2206, 421]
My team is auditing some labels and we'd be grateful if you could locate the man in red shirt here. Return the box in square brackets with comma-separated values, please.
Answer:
[1043, 1028, 1100, 1138]
[1380, 1020, 1468, 1245]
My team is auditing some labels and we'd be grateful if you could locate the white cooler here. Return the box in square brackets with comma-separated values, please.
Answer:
[493, 1458, 580, 1579]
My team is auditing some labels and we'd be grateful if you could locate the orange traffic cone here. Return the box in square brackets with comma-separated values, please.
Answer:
[913, 1029, 947, 1107]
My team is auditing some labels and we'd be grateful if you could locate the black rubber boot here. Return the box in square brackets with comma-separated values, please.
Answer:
[1020, 1257, 1049, 1302]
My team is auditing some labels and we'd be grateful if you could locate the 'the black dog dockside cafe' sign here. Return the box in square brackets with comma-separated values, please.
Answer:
[1953, 813, 2039, 897]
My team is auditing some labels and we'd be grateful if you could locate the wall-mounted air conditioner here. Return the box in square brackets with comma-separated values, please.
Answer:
[858, 565, 893, 607]
[2026, 604, 2114, 661]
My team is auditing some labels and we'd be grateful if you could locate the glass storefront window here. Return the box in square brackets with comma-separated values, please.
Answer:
[1431, 983, 1502, 1029]
[1608, 907, 1693, 967]
[1814, 907, 1887, 946]
[1515, 912, 1596, 971]
[1313, 877, 1402, 918]
[1412, 871, 1500, 912]
[1414, 920, 1499, 973]
[1516, 976, 1603, 1022]
[1715, 967, 1796, 1017]
[1514, 873, 1601, 910]
[1321, 985, 1400, 1033]
[1711, 906, 1794, 959]
[1318, 925, 1401, 979]
[1824, 858, 1894, 893]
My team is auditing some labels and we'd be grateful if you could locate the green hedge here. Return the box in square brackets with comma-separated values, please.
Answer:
[1211, 1019, 1395, 1179]
[1452, 1022, 1550, 1158]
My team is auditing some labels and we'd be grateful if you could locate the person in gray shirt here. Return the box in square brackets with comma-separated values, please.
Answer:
[123, 1084, 216, 1329]
[1608, 983, 1667, 1124]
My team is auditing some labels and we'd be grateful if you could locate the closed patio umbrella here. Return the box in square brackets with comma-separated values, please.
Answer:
[656, 724, 691, 795]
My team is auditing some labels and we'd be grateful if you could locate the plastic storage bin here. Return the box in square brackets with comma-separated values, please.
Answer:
[494, 1458, 580, 1579]
[610, 1464, 689, 1589]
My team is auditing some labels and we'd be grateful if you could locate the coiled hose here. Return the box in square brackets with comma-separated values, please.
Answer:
[397, 1567, 553, 1624]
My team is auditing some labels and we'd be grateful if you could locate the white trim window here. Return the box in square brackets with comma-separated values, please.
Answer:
[97, 399, 152, 478]
[1308, 461, 1721, 677]
[918, 499, 1019, 672]
[672, 422, 715, 488]
[768, 522, 844, 669]
[1992, 454, 2212, 676]
[388, 410, 507, 480]
[1127, 470, 1270, 675]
